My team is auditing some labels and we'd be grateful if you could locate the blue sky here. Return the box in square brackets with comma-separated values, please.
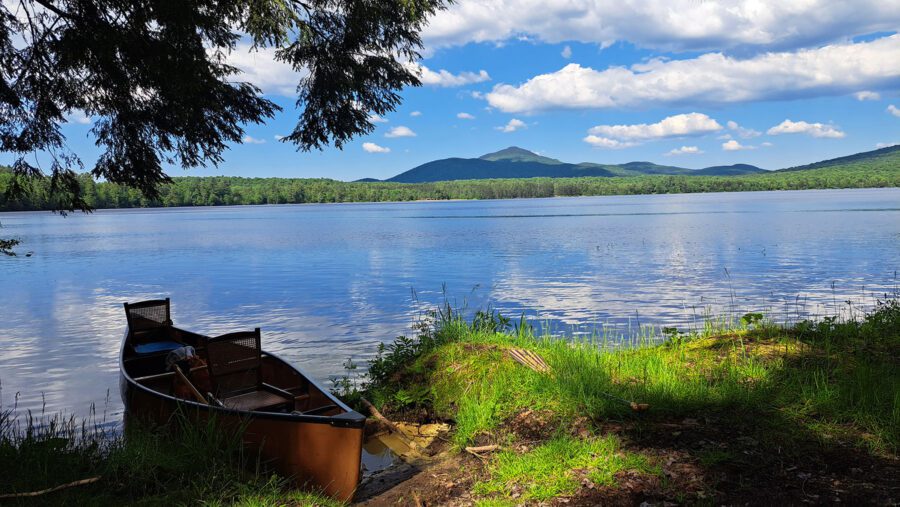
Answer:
[25, 1, 900, 181]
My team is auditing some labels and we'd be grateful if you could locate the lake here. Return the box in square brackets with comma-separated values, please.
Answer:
[1, 188, 898, 419]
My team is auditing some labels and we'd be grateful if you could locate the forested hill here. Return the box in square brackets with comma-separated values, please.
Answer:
[384, 146, 766, 183]
[0, 145, 898, 211]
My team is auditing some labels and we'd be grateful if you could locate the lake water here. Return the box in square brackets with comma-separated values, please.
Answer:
[1, 188, 898, 419]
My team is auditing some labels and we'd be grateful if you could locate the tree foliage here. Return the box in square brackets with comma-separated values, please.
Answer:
[0, 0, 447, 207]
[2, 159, 897, 211]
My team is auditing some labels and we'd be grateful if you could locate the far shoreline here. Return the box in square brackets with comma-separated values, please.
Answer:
[2, 185, 898, 216]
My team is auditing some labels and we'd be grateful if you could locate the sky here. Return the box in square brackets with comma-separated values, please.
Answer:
[34, 1, 900, 180]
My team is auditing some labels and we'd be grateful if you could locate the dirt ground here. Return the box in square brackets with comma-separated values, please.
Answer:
[354, 413, 900, 506]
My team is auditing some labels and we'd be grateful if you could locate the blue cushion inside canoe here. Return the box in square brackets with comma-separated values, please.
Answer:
[134, 341, 183, 354]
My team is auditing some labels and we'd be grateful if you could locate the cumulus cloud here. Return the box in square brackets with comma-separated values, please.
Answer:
[888, 105, 900, 118]
[369, 114, 388, 123]
[561, 45, 572, 59]
[385, 126, 417, 138]
[667, 146, 703, 155]
[422, 0, 900, 53]
[583, 136, 636, 149]
[65, 109, 92, 125]
[410, 111, 423, 117]
[484, 35, 900, 113]
[587, 113, 722, 142]
[727, 120, 761, 138]
[722, 139, 754, 151]
[767, 119, 845, 138]
[497, 118, 527, 133]
[855, 91, 881, 101]
[409, 64, 490, 87]
[362, 142, 391, 153]
[457, 112, 476, 120]
[225, 45, 302, 97]
[242, 135, 266, 144]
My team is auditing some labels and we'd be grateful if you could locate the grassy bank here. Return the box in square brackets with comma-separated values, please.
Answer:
[3, 301, 898, 505]
[359, 301, 900, 504]
[0, 409, 340, 506]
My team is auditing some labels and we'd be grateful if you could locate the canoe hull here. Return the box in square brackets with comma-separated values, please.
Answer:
[119, 330, 365, 502]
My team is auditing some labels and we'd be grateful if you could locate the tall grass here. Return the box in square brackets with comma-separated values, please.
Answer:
[363, 298, 900, 454]
[0, 406, 342, 505]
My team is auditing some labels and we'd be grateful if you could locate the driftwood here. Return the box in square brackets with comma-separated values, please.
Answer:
[0, 476, 101, 499]
[464, 444, 499, 454]
[360, 398, 423, 453]
[507, 348, 551, 373]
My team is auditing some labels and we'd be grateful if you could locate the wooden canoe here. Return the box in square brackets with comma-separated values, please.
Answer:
[118, 309, 365, 502]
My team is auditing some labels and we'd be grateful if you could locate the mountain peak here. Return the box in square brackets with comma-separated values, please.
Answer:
[479, 147, 562, 164]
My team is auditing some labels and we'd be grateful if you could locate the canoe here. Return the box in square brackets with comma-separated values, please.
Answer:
[118, 299, 366, 502]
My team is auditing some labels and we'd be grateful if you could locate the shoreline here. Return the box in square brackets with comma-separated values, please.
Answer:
[3, 301, 898, 504]
[1, 185, 897, 216]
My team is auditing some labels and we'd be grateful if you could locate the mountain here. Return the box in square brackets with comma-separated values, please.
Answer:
[693, 164, 768, 176]
[478, 146, 563, 164]
[383, 147, 765, 183]
[776, 144, 900, 172]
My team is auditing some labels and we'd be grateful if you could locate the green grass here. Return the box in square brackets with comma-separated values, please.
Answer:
[360, 299, 900, 502]
[0, 409, 342, 506]
[474, 435, 657, 501]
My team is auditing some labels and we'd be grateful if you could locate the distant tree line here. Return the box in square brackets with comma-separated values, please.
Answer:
[1, 162, 898, 211]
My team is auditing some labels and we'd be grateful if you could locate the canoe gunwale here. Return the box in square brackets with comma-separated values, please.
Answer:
[119, 327, 366, 429]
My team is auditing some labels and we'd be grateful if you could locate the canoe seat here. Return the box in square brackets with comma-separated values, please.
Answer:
[222, 390, 291, 412]
[206, 328, 293, 412]
[124, 298, 179, 355]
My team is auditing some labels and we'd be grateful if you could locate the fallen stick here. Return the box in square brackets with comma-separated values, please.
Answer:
[598, 390, 650, 412]
[360, 398, 423, 453]
[464, 444, 499, 454]
[0, 476, 101, 499]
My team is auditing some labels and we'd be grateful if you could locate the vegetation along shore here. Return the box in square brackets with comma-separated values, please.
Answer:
[2, 299, 898, 505]
[1, 145, 898, 212]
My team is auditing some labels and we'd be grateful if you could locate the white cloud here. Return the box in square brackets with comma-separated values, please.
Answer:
[761, 142, 773, 147]
[875, 142, 898, 148]
[225, 44, 303, 97]
[496, 118, 527, 133]
[410, 64, 491, 87]
[242, 135, 266, 144]
[369, 114, 388, 123]
[583, 135, 636, 149]
[667, 146, 703, 155]
[888, 105, 900, 118]
[722, 140, 754, 151]
[65, 109, 92, 125]
[561, 45, 572, 59]
[485, 35, 900, 113]
[410, 111, 422, 117]
[854, 91, 881, 101]
[423, 0, 900, 53]
[457, 112, 476, 120]
[385, 126, 417, 138]
[767, 119, 845, 138]
[587, 113, 722, 142]
[362, 142, 391, 153]
[726, 120, 761, 138]
[274, 135, 285, 141]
